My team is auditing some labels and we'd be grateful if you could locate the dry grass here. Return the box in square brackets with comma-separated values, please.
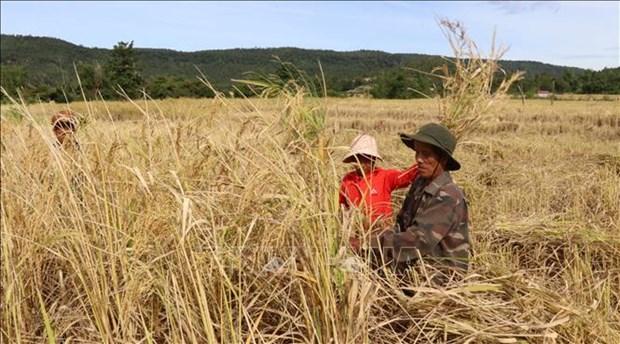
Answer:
[409, 19, 524, 141]
[1, 94, 619, 343]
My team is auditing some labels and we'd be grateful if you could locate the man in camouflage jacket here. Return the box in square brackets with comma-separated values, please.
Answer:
[380, 123, 470, 272]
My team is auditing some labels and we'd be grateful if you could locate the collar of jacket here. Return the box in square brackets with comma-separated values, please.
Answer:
[422, 171, 452, 196]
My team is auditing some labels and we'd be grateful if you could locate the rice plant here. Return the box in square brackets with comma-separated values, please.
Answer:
[421, 19, 525, 140]
[1, 21, 619, 343]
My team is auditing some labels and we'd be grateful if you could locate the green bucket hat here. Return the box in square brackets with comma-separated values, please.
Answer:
[399, 123, 461, 171]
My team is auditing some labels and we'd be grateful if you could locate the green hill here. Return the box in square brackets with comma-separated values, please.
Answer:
[1, 34, 584, 85]
[2, 34, 618, 101]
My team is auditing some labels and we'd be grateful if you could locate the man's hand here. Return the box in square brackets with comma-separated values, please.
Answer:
[369, 227, 393, 249]
[379, 228, 395, 248]
[349, 236, 361, 252]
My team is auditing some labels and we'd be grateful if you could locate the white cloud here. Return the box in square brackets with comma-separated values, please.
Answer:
[487, 1, 560, 15]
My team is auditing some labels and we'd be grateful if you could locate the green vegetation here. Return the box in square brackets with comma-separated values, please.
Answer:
[102, 41, 144, 99]
[1, 34, 619, 102]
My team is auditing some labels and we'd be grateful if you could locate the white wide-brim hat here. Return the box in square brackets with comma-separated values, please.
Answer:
[342, 133, 383, 163]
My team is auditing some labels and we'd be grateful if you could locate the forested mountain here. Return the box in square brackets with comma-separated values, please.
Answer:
[1, 34, 618, 102]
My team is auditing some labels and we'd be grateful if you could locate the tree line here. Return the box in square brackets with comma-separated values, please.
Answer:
[367, 67, 620, 99]
[1, 39, 618, 103]
[1, 41, 216, 102]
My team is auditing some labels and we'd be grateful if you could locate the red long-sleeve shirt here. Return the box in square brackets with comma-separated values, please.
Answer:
[339, 164, 418, 222]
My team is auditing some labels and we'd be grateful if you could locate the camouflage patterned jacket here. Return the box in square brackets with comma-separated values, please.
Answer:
[381, 171, 470, 270]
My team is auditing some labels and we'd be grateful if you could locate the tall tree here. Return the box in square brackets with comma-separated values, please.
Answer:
[77, 62, 105, 99]
[104, 41, 143, 98]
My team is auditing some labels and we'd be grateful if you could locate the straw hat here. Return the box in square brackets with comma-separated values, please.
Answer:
[343, 134, 383, 163]
[51, 110, 78, 130]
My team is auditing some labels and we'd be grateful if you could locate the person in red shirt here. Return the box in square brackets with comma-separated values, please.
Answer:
[339, 134, 418, 250]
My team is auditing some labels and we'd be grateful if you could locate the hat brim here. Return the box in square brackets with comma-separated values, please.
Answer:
[399, 132, 461, 171]
[53, 118, 77, 130]
[342, 153, 382, 164]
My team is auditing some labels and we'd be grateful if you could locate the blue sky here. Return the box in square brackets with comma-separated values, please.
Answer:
[1, 1, 618, 70]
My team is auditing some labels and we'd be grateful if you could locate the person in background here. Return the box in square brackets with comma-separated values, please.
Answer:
[51, 110, 80, 150]
[50, 109, 85, 204]
[340, 133, 418, 251]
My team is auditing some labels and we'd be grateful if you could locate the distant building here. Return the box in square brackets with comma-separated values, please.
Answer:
[346, 85, 373, 98]
[537, 90, 552, 98]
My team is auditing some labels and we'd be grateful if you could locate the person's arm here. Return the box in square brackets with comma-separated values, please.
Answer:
[387, 164, 419, 191]
[381, 192, 459, 263]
